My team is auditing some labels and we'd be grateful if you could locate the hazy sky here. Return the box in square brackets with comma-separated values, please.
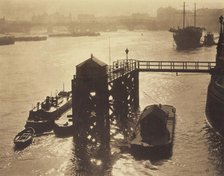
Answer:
[0, 0, 223, 20]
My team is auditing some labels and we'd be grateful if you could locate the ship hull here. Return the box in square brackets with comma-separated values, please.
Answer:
[0, 36, 15, 45]
[53, 123, 73, 137]
[25, 120, 54, 134]
[206, 77, 224, 136]
[130, 105, 176, 159]
[172, 27, 203, 50]
[25, 98, 72, 133]
[53, 109, 73, 137]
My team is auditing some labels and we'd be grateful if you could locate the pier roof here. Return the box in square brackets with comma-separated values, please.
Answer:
[76, 54, 107, 78]
[77, 55, 107, 68]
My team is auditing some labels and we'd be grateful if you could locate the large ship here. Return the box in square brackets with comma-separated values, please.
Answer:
[206, 16, 224, 136]
[169, 2, 203, 50]
[25, 90, 72, 133]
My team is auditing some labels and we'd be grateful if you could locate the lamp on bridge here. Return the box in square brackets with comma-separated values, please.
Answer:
[125, 48, 129, 61]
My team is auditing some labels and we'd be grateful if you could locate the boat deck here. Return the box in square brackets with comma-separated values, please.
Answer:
[32, 96, 71, 113]
[16, 133, 31, 142]
[130, 105, 176, 148]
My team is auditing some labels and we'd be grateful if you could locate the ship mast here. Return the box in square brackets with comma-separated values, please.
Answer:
[183, 2, 186, 28]
[194, 3, 196, 27]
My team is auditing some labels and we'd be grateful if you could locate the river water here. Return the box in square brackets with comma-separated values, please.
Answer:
[0, 31, 224, 176]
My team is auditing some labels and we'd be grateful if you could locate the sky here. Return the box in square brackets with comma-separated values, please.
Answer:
[0, 0, 223, 20]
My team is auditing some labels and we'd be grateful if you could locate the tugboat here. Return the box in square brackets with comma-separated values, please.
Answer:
[14, 127, 35, 149]
[203, 32, 216, 46]
[206, 16, 224, 136]
[0, 35, 15, 45]
[169, 2, 203, 50]
[130, 104, 176, 157]
[25, 90, 72, 134]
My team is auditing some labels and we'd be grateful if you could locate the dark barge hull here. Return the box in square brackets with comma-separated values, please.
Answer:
[130, 142, 173, 159]
[130, 105, 176, 158]
[53, 124, 73, 137]
[206, 77, 224, 136]
[0, 37, 15, 45]
[25, 120, 54, 134]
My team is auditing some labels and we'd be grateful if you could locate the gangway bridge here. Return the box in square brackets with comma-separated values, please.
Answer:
[108, 59, 215, 82]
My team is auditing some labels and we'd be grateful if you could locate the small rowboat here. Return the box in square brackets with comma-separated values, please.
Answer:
[14, 127, 35, 149]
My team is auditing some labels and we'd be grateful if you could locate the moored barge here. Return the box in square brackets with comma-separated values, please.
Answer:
[130, 104, 176, 157]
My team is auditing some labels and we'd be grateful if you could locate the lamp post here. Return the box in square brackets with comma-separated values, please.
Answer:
[125, 48, 129, 70]
[125, 48, 129, 62]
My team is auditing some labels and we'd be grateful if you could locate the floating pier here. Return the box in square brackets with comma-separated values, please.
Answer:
[72, 53, 215, 144]
[71, 52, 216, 173]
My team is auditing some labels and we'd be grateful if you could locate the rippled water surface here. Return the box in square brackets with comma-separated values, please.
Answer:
[0, 31, 224, 176]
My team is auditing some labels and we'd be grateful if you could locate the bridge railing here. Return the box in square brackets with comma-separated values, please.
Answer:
[107, 59, 137, 82]
[107, 59, 216, 82]
[137, 60, 216, 72]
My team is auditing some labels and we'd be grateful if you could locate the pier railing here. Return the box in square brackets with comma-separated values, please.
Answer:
[107, 59, 216, 82]
[108, 59, 137, 82]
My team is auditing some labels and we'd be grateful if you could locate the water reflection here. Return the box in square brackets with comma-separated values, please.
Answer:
[71, 104, 174, 176]
[130, 144, 173, 162]
[204, 124, 224, 176]
[71, 103, 135, 175]
[71, 136, 112, 176]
